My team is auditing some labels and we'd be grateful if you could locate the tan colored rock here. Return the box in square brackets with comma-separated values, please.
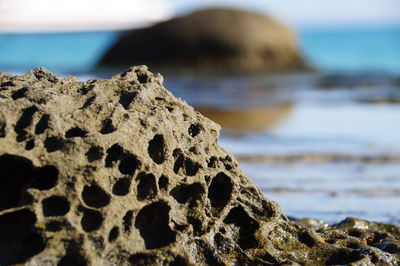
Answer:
[100, 8, 308, 72]
[0, 67, 399, 265]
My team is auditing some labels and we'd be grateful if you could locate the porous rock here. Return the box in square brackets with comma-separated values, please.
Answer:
[0, 66, 399, 265]
[100, 8, 308, 72]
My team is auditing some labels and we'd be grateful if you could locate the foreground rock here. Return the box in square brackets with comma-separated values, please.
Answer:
[101, 8, 308, 72]
[0, 67, 399, 265]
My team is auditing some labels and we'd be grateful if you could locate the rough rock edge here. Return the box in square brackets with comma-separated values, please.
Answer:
[0, 66, 398, 265]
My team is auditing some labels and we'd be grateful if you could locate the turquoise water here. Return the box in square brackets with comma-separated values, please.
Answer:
[0, 31, 118, 73]
[300, 27, 400, 73]
[0, 27, 399, 73]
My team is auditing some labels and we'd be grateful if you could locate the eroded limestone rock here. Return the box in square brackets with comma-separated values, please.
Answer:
[0, 67, 399, 265]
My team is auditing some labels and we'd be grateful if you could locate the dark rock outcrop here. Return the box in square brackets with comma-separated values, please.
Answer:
[0, 67, 399, 265]
[100, 8, 308, 72]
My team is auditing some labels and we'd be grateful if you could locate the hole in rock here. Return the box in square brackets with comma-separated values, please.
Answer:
[100, 118, 117, 134]
[189, 147, 198, 154]
[173, 154, 201, 176]
[35, 114, 50, 134]
[82, 184, 110, 208]
[369, 232, 388, 244]
[119, 91, 138, 109]
[128, 253, 158, 265]
[11, 87, 28, 100]
[214, 233, 231, 253]
[193, 239, 224, 265]
[105, 144, 123, 167]
[42, 196, 70, 217]
[112, 177, 131, 196]
[137, 73, 149, 84]
[85, 146, 104, 162]
[58, 240, 88, 266]
[58, 255, 87, 266]
[148, 134, 167, 164]
[31, 165, 59, 190]
[184, 158, 201, 176]
[224, 163, 232, 171]
[375, 243, 400, 254]
[188, 124, 202, 137]
[119, 153, 140, 175]
[173, 154, 184, 174]
[223, 206, 259, 250]
[298, 231, 316, 248]
[173, 149, 182, 157]
[348, 229, 363, 238]
[188, 216, 204, 237]
[81, 95, 96, 109]
[45, 220, 67, 232]
[174, 223, 188, 232]
[81, 208, 103, 232]
[108, 227, 119, 243]
[208, 173, 233, 210]
[65, 127, 88, 138]
[123, 210, 134, 233]
[0, 155, 59, 211]
[158, 175, 169, 191]
[207, 157, 218, 168]
[135, 201, 176, 249]
[0, 154, 35, 211]
[347, 242, 361, 249]
[220, 156, 234, 171]
[0, 209, 46, 265]
[169, 255, 188, 266]
[371, 256, 380, 264]
[259, 252, 280, 264]
[44, 137, 65, 152]
[326, 250, 365, 265]
[77, 85, 93, 96]
[0, 121, 5, 138]
[170, 183, 205, 207]
[137, 173, 158, 201]
[1, 81, 15, 88]
[25, 139, 35, 150]
[15, 106, 38, 142]
[105, 144, 140, 175]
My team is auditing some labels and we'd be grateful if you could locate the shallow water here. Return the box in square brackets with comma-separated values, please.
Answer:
[164, 73, 400, 225]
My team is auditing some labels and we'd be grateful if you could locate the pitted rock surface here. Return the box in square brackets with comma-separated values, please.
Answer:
[0, 67, 399, 265]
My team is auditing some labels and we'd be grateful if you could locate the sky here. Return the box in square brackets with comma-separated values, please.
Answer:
[171, 0, 400, 28]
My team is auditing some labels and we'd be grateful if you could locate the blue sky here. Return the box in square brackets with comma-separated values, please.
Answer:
[170, 0, 400, 28]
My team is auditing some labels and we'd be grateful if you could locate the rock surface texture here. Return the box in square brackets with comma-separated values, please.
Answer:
[0, 67, 399, 265]
[101, 8, 307, 72]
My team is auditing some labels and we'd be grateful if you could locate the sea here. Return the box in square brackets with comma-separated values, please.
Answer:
[1, 27, 399, 225]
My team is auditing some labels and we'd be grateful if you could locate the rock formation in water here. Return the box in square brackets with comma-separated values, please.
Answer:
[0, 67, 399, 265]
[100, 8, 308, 72]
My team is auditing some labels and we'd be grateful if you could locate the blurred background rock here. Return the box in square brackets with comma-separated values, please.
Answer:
[100, 8, 308, 72]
